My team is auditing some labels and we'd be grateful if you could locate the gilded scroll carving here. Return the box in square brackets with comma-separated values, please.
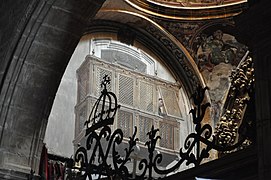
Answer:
[215, 56, 254, 150]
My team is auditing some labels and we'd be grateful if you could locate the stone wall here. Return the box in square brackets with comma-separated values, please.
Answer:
[0, 0, 105, 178]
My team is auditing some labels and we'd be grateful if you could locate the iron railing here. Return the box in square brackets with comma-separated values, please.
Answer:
[67, 56, 254, 179]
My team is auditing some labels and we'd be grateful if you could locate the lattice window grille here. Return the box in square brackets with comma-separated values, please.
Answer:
[159, 87, 182, 117]
[78, 66, 89, 103]
[118, 74, 134, 106]
[139, 81, 154, 112]
[117, 110, 133, 138]
[138, 116, 153, 143]
[96, 67, 112, 96]
[159, 121, 174, 149]
[79, 106, 87, 131]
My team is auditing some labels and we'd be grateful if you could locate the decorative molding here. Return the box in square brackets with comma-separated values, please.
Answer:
[215, 55, 254, 152]
[86, 20, 202, 94]
[125, 0, 248, 20]
[146, 25, 200, 91]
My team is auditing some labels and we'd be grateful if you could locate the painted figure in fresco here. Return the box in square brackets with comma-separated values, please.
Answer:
[196, 29, 246, 72]
[209, 30, 225, 65]
[194, 29, 248, 124]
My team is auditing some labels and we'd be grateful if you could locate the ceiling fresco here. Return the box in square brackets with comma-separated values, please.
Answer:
[125, 0, 248, 20]
[147, 0, 246, 8]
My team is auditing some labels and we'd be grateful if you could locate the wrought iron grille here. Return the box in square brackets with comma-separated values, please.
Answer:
[68, 70, 252, 179]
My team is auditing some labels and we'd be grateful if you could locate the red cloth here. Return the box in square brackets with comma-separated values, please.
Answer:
[38, 145, 48, 180]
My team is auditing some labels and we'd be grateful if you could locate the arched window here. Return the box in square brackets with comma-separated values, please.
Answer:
[73, 39, 190, 152]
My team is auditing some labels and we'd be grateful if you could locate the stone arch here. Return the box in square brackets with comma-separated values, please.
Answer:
[0, 0, 105, 178]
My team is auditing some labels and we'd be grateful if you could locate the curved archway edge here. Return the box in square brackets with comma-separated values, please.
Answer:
[86, 19, 202, 94]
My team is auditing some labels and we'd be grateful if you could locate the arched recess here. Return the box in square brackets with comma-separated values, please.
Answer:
[0, 0, 105, 178]
[91, 9, 206, 96]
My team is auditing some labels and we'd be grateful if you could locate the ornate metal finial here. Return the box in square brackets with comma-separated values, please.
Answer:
[101, 74, 111, 91]
[84, 75, 120, 135]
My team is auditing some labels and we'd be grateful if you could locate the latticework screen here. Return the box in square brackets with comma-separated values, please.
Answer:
[77, 66, 89, 103]
[159, 121, 174, 149]
[138, 115, 153, 143]
[139, 81, 154, 112]
[75, 57, 184, 151]
[117, 110, 133, 138]
[79, 105, 87, 131]
[118, 75, 134, 106]
[159, 87, 182, 117]
[96, 67, 112, 96]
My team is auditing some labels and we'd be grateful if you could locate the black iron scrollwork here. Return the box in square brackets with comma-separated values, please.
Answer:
[137, 126, 161, 179]
[73, 75, 139, 180]
[151, 85, 247, 176]
[84, 75, 120, 134]
[74, 126, 139, 179]
[71, 73, 251, 179]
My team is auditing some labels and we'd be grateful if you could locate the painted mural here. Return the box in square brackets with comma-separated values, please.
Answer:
[195, 29, 247, 71]
[194, 29, 248, 124]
